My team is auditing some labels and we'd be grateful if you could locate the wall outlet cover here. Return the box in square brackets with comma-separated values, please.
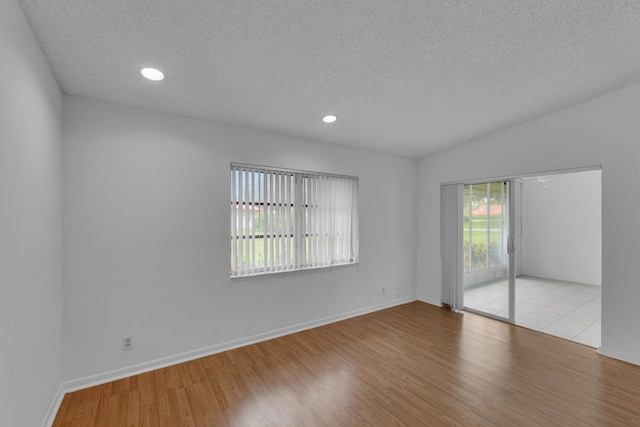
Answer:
[123, 336, 133, 350]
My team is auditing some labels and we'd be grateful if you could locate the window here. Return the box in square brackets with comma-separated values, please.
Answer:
[463, 182, 507, 273]
[230, 163, 359, 278]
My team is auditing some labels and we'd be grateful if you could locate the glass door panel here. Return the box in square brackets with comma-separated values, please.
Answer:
[463, 181, 513, 322]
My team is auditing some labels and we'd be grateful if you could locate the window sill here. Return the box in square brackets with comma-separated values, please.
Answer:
[230, 260, 359, 279]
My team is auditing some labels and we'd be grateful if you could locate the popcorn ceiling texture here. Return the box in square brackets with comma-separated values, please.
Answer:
[18, 0, 640, 159]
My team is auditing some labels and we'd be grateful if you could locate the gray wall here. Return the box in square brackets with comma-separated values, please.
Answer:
[61, 95, 418, 384]
[520, 170, 602, 286]
[417, 81, 640, 364]
[0, 1, 63, 426]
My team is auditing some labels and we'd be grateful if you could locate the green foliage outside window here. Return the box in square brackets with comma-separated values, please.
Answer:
[464, 240, 503, 271]
[463, 182, 507, 273]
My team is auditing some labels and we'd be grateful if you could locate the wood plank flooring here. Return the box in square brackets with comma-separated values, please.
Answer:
[53, 302, 640, 426]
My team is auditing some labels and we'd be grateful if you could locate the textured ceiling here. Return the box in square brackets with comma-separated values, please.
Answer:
[18, 0, 640, 159]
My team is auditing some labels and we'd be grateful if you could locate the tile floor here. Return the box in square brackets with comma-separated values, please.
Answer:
[464, 276, 601, 348]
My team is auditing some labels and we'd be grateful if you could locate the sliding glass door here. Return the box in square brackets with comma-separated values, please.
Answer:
[462, 181, 515, 322]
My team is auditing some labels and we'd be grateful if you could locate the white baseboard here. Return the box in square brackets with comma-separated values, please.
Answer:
[597, 346, 640, 366]
[417, 295, 442, 307]
[42, 384, 65, 427]
[60, 296, 416, 395]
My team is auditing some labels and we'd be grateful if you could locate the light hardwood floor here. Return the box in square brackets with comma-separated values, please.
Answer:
[53, 302, 640, 426]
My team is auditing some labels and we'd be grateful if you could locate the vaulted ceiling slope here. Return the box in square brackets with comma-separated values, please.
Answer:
[18, 0, 640, 159]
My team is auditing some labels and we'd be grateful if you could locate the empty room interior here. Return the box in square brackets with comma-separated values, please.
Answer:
[4, 1, 640, 426]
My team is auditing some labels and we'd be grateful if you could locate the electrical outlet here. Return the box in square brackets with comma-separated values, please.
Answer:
[381, 285, 386, 295]
[123, 336, 133, 351]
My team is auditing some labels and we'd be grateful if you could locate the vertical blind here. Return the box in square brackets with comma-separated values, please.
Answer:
[441, 183, 464, 311]
[230, 164, 359, 278]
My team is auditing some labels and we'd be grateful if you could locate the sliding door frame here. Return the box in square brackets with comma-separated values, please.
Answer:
[441, 165, 601, 323]
[507, 179, 516, 324]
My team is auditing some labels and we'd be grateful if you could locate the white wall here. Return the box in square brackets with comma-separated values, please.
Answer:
[62, 95, 417, 383]
[520, 170, 602, 286]
[417, 81, 640, 364]
[0, 1, 63, 426]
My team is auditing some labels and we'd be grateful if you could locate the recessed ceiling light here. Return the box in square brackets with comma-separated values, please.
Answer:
[322, 115, 337, 123]
[140, 67, 164, 81]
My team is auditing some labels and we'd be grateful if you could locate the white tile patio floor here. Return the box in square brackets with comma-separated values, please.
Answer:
[464, 276, 601, 348]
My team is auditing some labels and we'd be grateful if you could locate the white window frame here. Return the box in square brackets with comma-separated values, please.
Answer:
[230, 163, 359, 278]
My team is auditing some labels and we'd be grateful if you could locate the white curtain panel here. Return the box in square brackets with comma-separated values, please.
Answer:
[441, 183, 464, 311]
[304, 175, 359, 268]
